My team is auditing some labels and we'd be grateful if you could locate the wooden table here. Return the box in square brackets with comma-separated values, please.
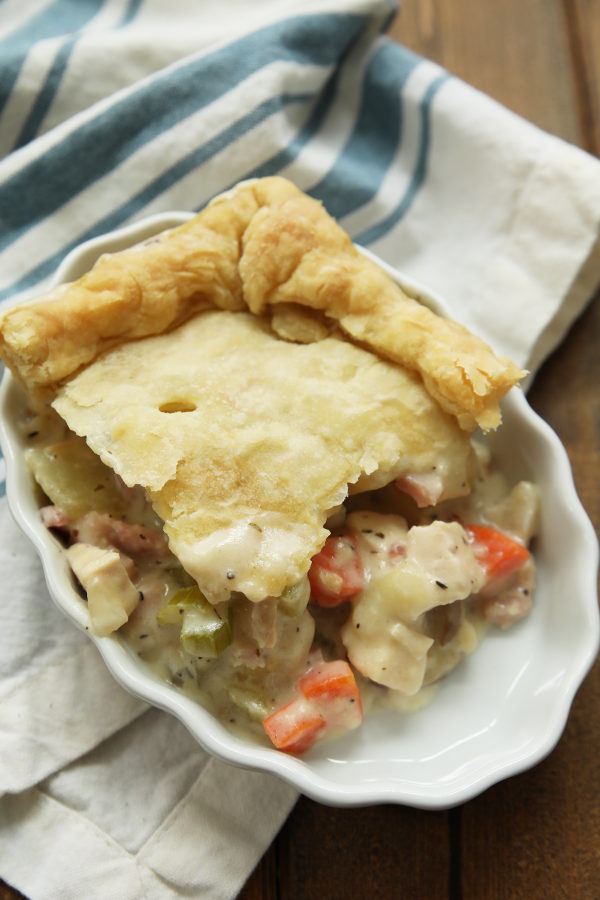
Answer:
[2, 3, 599, 899]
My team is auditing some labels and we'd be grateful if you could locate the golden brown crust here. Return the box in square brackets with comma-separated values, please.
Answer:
[238, 188, 524, 430]
[0, 176, 522, 429]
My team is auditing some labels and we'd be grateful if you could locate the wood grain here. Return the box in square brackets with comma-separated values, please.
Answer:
[389, 0, 582, 144]
[277, 803, 452, 900]
[569, 0, 600, 153]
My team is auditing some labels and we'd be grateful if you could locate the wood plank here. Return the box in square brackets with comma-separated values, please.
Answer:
[389, 0, 583, 145]
[276, 800, 452, 900]
[242, 800, 453, 898]
[569, 0, 600, 153]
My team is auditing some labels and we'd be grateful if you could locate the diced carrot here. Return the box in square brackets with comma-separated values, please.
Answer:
[466, 524, 530, 580]
[263, 699, 326, 754]
[308, 533, 365, 607]
[299, 659, 362, 708]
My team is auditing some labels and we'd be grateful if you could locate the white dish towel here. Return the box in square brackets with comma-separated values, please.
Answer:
[0, 1, 599, 898]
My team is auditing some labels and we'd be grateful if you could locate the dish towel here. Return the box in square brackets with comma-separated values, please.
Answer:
[0, 1, 599, 898]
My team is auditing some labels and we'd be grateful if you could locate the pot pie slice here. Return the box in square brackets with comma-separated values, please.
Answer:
[0, 176, 524, 608]
[0, 177, 540, 753]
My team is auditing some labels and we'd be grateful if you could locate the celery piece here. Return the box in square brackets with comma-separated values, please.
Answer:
[278, 578, 310, 617]
[157, 585, 206, 625]
[180, 605, 231, 658]
[227, 686, 269, 722]
[157, 585, 231, 658]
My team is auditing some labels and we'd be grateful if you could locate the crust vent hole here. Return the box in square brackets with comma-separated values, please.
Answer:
[159, 400, 197, 413]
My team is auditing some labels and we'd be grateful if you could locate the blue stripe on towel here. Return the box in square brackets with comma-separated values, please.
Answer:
[239, 66, 342, 184]
[14, 0, 144, 150]
[0, 0, 105, 119]
[119, 0, 145, 26]
[0, 12, 369, 257]
[309, 43, 419, 219]
[14, 33, 79, 149]
[0, 91, 313, 300]
[354, 71, 448, 245]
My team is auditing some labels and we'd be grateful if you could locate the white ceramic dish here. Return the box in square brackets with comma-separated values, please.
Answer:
[1, 213, 598, 809]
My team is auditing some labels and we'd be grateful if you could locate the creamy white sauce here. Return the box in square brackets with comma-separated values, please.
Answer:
[177, 516, 320, 604]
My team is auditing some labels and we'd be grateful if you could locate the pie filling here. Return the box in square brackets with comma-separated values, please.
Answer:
[24, 405, 539, 754]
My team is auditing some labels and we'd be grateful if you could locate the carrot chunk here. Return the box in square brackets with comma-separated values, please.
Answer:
[263, 699, 326, 754]
[466, 524, 530, 580]
[308, 533, 365, 607]
[300, 659, 362, 709]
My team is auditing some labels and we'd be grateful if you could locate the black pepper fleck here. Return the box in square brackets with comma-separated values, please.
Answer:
[375, 531, 385, 538]
[138, 591, 144, 601]
[435, 580, 448, 589]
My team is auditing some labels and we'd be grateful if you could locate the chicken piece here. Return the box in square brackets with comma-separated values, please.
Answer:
[341, 520, 485, 694]
[66, 542, 140, 636]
